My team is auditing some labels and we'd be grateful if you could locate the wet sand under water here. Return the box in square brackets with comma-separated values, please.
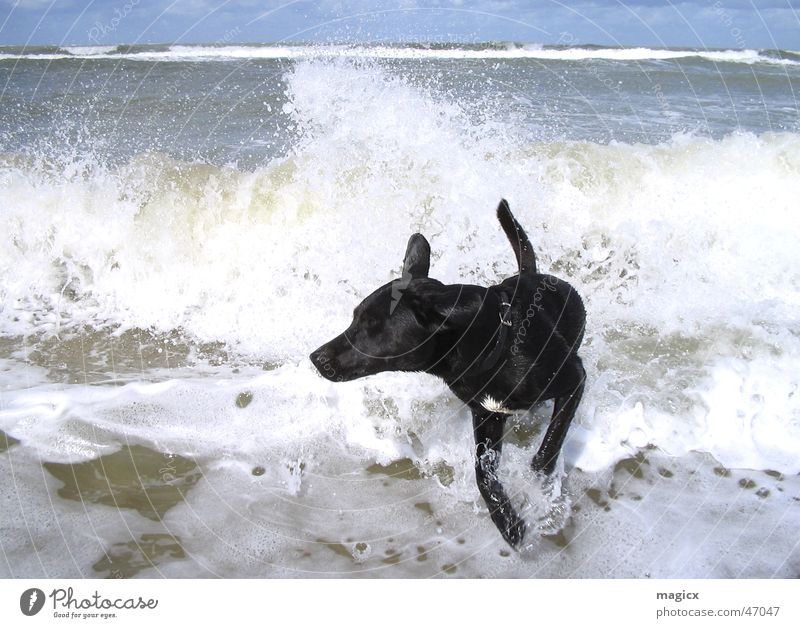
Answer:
[1, 431, 797, 578]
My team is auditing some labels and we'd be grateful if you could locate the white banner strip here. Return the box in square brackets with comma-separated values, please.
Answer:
[1, 579, 797, 627]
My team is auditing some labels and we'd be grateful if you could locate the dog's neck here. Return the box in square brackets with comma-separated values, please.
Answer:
[425, 285, 512, 384]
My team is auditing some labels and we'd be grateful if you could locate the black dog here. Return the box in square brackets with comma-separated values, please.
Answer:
[310, 200, 586, 548]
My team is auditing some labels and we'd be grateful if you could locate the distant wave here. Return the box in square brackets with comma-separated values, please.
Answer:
[1, 43, 799, 66]
[61, 45, 118, 56]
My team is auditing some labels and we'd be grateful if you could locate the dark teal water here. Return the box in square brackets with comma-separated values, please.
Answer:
[1, 44, 798, 168]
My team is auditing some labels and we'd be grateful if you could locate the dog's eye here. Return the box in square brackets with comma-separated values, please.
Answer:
[362, 317, 382, 332]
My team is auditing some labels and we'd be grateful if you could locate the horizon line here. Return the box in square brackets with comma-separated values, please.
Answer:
[1, 40, 796, 53]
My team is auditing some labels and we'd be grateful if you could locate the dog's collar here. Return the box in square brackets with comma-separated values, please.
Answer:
[475, 288, 513, 374]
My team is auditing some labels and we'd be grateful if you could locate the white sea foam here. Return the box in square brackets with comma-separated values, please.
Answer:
[61, 45, 117, 56]
[1, 369, 797, 577]
[1, 44, 798, 66]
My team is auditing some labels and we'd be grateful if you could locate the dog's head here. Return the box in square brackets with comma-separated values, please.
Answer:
[310, 233, 473, 382]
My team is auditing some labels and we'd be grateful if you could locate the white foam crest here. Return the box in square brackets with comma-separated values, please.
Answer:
[0, 53, 71, 60]
[3, 63, 799, 335]
[61, 45, 117, 56]
[0, 44, 798, 66]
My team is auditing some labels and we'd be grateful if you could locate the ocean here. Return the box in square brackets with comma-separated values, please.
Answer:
[0, 43, 798, 578]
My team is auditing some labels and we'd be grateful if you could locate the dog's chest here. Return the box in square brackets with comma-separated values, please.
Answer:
[479, 394, 514, 415]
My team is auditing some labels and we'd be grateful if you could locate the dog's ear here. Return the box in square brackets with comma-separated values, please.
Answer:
[402, 233, 430, 279]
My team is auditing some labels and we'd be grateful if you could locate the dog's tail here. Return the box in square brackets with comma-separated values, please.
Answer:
[497, 199, 536, 274]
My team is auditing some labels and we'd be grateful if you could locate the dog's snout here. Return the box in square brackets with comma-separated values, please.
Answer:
[310, 344, 339, 381]
[309, 346, 325, 365]
[310, 345, 329, 367]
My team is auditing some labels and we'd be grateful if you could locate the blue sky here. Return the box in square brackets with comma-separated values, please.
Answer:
[1, 1, 798, 49]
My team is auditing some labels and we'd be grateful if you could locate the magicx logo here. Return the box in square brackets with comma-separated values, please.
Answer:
[20, 588, 45, 616]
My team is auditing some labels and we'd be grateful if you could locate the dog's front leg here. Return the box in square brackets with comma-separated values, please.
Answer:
[531, 362, 586, 475]
[472, 408, 526, 548]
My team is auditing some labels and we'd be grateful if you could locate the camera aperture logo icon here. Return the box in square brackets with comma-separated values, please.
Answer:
[20, 588, 46, 616]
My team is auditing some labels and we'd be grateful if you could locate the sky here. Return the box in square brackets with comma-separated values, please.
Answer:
[0, 0, 798, 49]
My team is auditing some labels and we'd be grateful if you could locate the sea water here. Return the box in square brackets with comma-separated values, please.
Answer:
[0, 43, 798, 577]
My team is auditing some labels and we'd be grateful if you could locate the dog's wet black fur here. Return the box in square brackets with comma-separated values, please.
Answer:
[310, 200, 586, 548]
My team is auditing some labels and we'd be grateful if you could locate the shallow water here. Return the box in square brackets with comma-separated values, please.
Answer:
[2, 430, 797, 577]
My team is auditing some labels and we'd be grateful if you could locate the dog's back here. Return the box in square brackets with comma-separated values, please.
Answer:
[500, 273, 585, 356]
[496, 199, 585, 355]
